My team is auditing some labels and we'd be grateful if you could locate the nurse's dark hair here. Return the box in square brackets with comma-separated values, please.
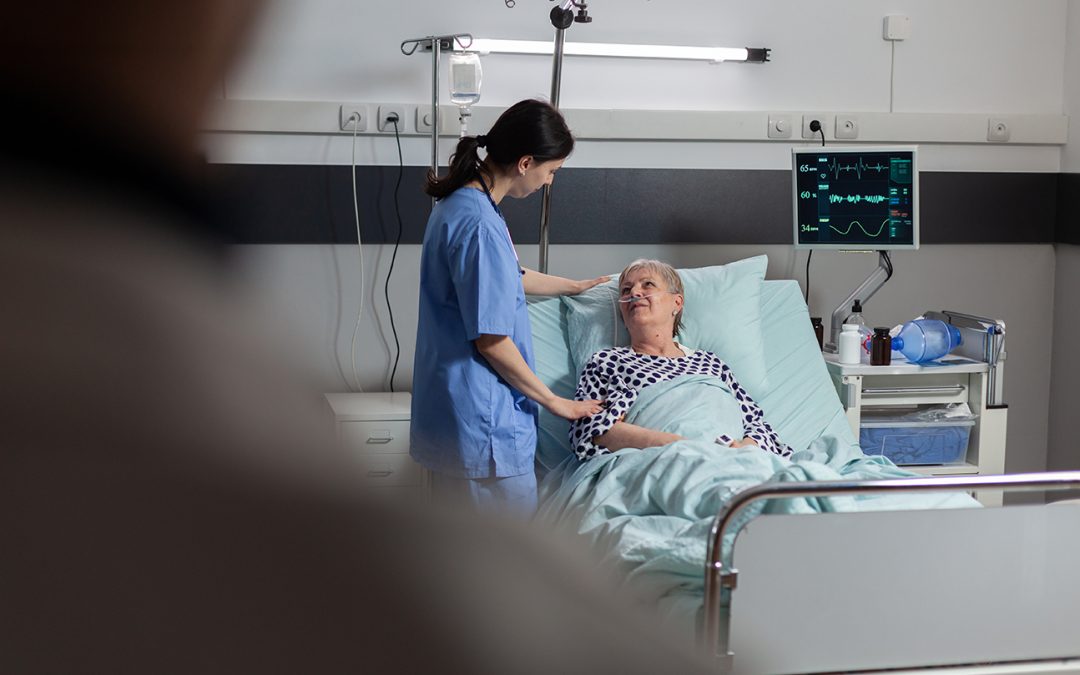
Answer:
[424, 98, 574, 199]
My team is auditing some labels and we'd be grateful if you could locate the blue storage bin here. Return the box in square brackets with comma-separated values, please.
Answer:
[859, 416, 975, 465]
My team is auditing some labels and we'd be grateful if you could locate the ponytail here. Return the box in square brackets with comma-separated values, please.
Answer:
[424, 135, 490, 199]
[423, 99, 574, 200]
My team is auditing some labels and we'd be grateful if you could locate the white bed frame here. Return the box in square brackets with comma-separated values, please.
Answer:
[703, 472, 1080, 674]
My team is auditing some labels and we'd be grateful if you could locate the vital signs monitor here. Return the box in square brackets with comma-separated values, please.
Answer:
[792, 146, 919, 250]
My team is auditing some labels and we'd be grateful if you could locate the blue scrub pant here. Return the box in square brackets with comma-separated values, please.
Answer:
[430, 471, 537, 517]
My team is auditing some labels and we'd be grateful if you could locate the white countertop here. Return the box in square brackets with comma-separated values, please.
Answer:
[324, 392, 412, 420]
[822, 351, 988, 376]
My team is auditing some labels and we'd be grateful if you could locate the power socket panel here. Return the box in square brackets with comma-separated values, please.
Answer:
[767, 114, 794, 139]
[378, 105, 406, 132]
[803, 115, 831, 140]
[987, 117, 1011, 142]
[835, 115, 859, 140]
[339, 104, 368, 132]
[416, 106, 434, 133]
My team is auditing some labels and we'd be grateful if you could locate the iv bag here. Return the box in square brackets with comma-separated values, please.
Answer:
[449, 52, 482, 107]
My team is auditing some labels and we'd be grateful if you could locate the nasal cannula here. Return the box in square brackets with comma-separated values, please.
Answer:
[619, 292, 674, 304]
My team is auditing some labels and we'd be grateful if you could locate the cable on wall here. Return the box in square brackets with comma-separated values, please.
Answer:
[348, 113, 366, 392]
[805, 120, 825, 305]
[889, 40, 896, 113]
[385, 117, 405, 392]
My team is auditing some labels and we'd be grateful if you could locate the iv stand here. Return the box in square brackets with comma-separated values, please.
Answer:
[538, 1, 590, 273]
[401, 33, 473, 199]
[824, 250, 893, 352]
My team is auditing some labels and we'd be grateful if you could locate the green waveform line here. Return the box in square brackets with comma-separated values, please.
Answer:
[825, 157, 889, 180]
[829, 218, 890, 238]
[828, 194, 889, 205]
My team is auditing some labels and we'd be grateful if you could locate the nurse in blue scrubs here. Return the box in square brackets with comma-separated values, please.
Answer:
[411, 99, 604, 514]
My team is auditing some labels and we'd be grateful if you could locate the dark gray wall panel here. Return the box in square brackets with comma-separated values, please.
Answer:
[208, 164, 1063, 245]
[1058, 173, 1080, 245]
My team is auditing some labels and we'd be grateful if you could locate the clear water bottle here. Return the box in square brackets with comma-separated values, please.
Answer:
[892, 319, 963, 363]
[846, 299, 873, 352]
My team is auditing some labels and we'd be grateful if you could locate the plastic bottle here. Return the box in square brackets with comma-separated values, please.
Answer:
[891, 319, 963, 363]
[845, 299, 873, 351]
[845, 300, 866, 328]
[838, 323, 863, 364]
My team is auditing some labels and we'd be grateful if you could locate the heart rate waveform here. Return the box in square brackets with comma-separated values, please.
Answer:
[821, 156, 890, 180]
[828, 194, 889, 205]
[828, 218, 890, 238]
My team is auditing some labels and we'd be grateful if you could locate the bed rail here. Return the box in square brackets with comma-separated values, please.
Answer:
[703, 471, 1080, 671]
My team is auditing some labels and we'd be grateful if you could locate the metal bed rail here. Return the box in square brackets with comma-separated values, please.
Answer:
[702, 471, 1080, 671]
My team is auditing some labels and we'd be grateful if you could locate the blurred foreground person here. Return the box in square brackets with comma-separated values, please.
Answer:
[0, 2, 708, 673]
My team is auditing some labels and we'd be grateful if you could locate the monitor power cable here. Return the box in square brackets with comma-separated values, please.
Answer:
[803, 119, 825, 304]
[385, 115, 404, 392]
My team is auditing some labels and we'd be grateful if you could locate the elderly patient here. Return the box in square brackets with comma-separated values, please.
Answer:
[569, 259, 793, 461]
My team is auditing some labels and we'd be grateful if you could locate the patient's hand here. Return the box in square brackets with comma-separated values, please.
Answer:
[547, 397, 603, 420]
[717, 436, 759, 449]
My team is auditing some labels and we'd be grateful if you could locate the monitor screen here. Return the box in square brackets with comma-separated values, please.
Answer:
[792, 146, 919, 250]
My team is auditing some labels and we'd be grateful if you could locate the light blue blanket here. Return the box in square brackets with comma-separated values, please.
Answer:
[537, 375, 976, 635]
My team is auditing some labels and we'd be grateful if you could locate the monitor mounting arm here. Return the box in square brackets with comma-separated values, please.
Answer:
[825, 251, 893, 352]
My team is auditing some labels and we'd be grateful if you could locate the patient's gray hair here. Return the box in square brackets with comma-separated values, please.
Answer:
[618, 259, 684, 337]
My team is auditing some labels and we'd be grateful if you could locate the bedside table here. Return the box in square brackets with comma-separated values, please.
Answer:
[324, 392, 428, 498]
[824, 354, 1008, 507]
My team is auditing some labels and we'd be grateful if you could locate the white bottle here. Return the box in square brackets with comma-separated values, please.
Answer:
[838, 323, 862, 365]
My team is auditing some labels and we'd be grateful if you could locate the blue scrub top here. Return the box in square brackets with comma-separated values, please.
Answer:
[410, 187, 538, 479]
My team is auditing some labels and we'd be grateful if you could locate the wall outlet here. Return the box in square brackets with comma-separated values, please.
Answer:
[883, 14, 910, 41]
[802, 115, 830, 140]
[339, 104, 368, 132]
[767, 114, 793, 139]
[987, 118, 1011, 142]
[416, 106, 434, 133]
[377, 105, 406, 132]
[835, 115, 859, 140]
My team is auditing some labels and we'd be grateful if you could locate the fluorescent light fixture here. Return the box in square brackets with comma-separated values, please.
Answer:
[459, 39, 769, 63]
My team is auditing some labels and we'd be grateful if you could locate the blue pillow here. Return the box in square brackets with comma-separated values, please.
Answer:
[560, 255, 771, 399]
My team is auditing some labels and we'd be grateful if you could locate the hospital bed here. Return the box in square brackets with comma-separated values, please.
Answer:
[528, 272, 1080, 675]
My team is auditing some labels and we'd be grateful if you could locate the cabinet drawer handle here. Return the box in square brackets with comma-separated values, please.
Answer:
[366, 437, 393, 444]
[863, 385, 965, 396]
[367, 470, 394, 478]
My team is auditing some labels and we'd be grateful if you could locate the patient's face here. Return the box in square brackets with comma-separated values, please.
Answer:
[618, 268, 682, 336]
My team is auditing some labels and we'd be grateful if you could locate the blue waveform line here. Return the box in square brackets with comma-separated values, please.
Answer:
[823, 157, 889, 180]
[829, 218, 890, 238]
[828, 194, 889, 205]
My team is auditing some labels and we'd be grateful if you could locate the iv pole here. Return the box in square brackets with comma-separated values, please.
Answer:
[538, 1, 590, 273]
[401, 33, 473, 197]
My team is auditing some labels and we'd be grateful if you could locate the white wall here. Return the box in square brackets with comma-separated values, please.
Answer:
[212, 0, 1073, 480]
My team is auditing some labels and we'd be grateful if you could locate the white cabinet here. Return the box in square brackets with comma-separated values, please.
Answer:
[824, 355, 1008, 507]
[324, 392, 428, 498]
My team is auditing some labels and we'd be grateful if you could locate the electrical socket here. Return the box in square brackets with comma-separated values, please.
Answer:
[339, 104, 368, 132]
[835, 115, 859, 140]
[416, 106, 434, 133]
[767, 114, 793, 139]
[378, 105, 405, 132]
[802, 115, 830, 140]
[987, 117, 1011, 142]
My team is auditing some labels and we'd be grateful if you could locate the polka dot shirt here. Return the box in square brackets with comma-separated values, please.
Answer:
[569, 344, 792, 461]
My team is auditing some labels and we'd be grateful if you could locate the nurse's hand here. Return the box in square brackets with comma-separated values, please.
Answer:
[570, 276, 609, 295]
[546, 397, 604, 420]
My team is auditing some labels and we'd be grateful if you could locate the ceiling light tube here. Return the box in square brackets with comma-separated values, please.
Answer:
[460, 38, 769, 63]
